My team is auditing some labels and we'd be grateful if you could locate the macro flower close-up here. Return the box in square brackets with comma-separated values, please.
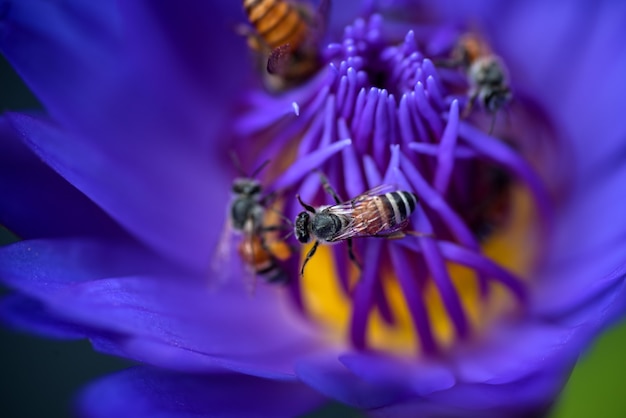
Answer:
[1, 0, 626, 417]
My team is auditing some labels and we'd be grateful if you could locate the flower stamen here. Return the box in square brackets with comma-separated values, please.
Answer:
[233, 13, 556, 356]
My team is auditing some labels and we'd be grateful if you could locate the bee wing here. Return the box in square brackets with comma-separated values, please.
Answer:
[329, 185, 399, 241]
[211, 213, 262, 292]
[211, 216, 237, 285]
[329, 197, 379, 241]
[241, 217, 261, 295]
[354, 184, 397, 200]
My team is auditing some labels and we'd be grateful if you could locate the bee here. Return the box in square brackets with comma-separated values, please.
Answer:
[443, 33, 512, 132]
[294, 175, 419, 276]
[240, 0, 329, 90]
[215, 158, 292, 288]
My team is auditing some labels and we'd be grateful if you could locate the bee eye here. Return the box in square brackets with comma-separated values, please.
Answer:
[232, 179, 246, 194]
[250, 184, 262, 195]
[295, 212, 311, 243]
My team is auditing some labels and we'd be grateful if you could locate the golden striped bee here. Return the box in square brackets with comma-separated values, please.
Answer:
[294, 176, 419, 276]
[442, 33, 512, 132]
[214, 159, 292, 289]
[241, 0, 329, 90]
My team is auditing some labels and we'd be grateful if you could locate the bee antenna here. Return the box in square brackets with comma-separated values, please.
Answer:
[229, 152, 271, 179]
[297, 194, 316, 213]
[251, 159, 271, 179]
[229, 151, 247, 177]
[281, 230, 294, 241]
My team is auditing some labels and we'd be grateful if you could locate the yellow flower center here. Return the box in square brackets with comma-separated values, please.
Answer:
[299, 185, 536, 355]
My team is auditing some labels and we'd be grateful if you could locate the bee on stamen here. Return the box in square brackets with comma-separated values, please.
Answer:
[214, 156, 292, 290]
[294, 175, 419, 277]
[240, 0, 330, 91]
[440, 33, 512, 133]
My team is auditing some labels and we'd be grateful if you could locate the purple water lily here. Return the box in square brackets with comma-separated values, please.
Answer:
[1, 0, 626, 417]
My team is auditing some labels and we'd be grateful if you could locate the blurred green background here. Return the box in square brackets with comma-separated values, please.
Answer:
[2, 53, 626, 418]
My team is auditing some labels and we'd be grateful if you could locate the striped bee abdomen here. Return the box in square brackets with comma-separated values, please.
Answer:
[353, 191, 418, 236]
[381, 191, 418, 226]
[243, 0, 308, 51]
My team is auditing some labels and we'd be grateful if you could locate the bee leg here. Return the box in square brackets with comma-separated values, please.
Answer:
[300, 240, 320, 277]
[259, 224, 291, 233]
[462, 89, 477, 118]
[405, 230, 436, 239]
[234, 24, 265, 51]
[245, 234, 258, 296]
[378, 231, 406, 240]
[259, 191, 276, 207]
[234, 23, 254, 38]
[373, 231, 435, 240]
[488, 112, 497, 135]
[267, 44, 292, 75]
[346, 238, 362, 271]
[319, 172, 343, 204]
[434, 57, 461, 68]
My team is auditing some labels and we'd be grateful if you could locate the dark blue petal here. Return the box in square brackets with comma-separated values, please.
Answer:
[45, 275, 325, 378]
[0, 238, 175, 293]
[0, 294, 87, 340]
[295, 353, 410, 409]
[118, 1, 248, 110]
[0, 116, 127, 239]
[0, 239, 325, 378]
[7, 113, 230, 272]
[534, 163, 626, 319]
[0, 0, 123, 135]
[75, 367, 327, 418]
[0, 0, 232, 150]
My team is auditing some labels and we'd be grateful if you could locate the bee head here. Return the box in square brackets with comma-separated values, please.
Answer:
[232, 178, 261, 196]
[295, 211, 311, 243]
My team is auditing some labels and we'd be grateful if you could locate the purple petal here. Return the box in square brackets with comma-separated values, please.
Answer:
[373, 372, 557, 418]
[535, 262, 626, 329]
[0, 116, 126, 240]
[0, 294, 87, 340]
[339, 353, 456, 397]
[452, 322, 581, 386]
[7, 113, 229, 272]
[0, 238, 176, 296]
[369, 323, 580, 416]
[117, 1, 249, 141]
[295, 354, 409, 409]
[0, 0, 234, 150]
[491, 1, 626, 176]
[535, 164, 626, 317]
[0, 1, 122, 134]
[0, 239, 324, 377]
[75, 367, 326, 418]
[49, 275, 324, 376]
